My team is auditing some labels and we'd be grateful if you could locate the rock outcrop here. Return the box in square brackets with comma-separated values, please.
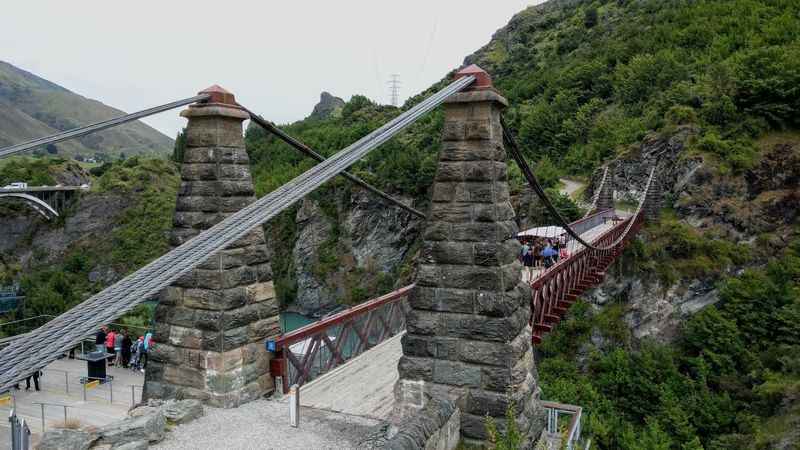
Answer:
[0, 193, 129, 269]
[309, 92, 345, 120]
[585, 274, 719, 342]
[288, 188, 421, 317]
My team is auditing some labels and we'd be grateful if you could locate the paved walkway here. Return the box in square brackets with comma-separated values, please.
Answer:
[287, 332, 404, 420]
[558, 178, 585, 199]
[0, 357, 144, 446]
[153, 400, 381, 450]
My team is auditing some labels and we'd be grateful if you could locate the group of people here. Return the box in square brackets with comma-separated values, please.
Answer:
[519, 236, 570, 278]
[95, 326, 152, 372]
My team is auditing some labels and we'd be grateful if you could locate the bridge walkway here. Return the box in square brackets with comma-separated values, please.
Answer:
[522, 210, 632, 283]
[284, 332, 404, 420]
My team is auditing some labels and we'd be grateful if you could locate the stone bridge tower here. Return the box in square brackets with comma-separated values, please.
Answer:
[396, 66, 543, 445]
[144, 86, 279, 408]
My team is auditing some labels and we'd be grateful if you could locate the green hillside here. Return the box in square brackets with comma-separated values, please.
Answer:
[244, 1, 799, 448]
[0, 61, 173, 159]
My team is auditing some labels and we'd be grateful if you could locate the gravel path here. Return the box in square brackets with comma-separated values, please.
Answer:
[152, 399, 383, 450]
[559, 178, 585, 199]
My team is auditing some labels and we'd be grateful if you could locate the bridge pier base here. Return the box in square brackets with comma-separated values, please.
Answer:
[144, 86, 279, 408]
[396, 65, 543, 445]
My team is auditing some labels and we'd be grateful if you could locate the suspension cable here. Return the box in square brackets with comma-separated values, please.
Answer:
[501, 117, 654, 252]
[0, 75, 475, 392]
[0, 94, 211, 159]
[242, 108, 425, 218]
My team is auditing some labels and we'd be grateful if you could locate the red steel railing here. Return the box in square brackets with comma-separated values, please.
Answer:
[270, 285, 412, 393]
[531, 213, 644, 343]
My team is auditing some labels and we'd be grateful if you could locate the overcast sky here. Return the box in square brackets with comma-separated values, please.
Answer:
[1, 1, 543, 138]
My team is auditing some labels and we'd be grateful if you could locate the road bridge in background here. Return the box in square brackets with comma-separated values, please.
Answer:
[0, 185, 87, 219]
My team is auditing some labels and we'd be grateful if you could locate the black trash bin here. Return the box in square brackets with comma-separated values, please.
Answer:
[85, 351, 107, 381]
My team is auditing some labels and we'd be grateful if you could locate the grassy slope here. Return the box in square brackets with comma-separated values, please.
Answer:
[0, 61, 174, 158]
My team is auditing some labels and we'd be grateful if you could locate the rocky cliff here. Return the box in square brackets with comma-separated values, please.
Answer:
[286, 188, 421, 317]
[584, 128, 800, 342]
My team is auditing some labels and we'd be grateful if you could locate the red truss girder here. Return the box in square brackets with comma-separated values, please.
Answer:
[530, 215, 644, 344]
[271, 285, 411, 393]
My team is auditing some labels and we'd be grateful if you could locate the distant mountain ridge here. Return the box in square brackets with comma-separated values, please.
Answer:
[0, 61, 173, 159]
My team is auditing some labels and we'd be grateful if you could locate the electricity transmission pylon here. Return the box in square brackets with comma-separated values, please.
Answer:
[387, 74, 401, 106]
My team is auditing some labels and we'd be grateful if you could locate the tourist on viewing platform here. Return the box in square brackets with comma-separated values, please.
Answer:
[25, 371, 41, 391]
[95, 326, 107, 353]
[121, 332, 132, 368]
[130, 336, 144, 371]
[141, 332, 153, 372]
[105, 329, 116, 364]
[113, 330, 124, 367]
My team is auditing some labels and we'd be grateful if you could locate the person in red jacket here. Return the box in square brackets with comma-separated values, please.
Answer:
[105, 329, 116, 365]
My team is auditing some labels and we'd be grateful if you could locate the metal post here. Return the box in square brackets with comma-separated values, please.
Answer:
[82, 379, 86, 401]
[109, 379, 113, 404]
[39, 403, 45, 432]
[131, 385, 135, 406]
[64, 371, 69, 394]
[289, 384, 299, 427]
[10, 409, 19, 450]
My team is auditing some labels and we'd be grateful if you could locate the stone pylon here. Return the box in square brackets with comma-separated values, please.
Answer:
[395, 65, 543, 444]
[144, 86, 279, 408]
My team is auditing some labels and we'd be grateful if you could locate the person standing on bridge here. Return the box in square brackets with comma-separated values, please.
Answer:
[520, 239, 533, 281]
[541, 240, 558, 269]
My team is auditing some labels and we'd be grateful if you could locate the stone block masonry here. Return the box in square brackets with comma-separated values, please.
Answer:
[395, 66, 544, 446]
[144, 86, 279, 408]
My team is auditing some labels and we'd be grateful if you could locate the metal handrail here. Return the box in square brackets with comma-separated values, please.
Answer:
[531, 214, 637, 289]
[270, 285, 412, 393]
[274, 285, 414, 347]
[542, 401, 584, 450]
[31, 402, 71, 432]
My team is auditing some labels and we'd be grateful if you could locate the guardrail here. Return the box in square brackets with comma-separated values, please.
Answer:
[269, 285, 412, 394]
[542, 401, 587, 450]
[31, 402, 70, 432]
[80, 376, 114, 403]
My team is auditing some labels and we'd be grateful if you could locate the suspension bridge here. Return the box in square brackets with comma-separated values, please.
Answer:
[0, 65, 660, 448]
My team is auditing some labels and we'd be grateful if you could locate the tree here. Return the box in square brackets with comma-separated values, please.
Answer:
[584, 8, 598, 28]
[172, 128, 187, 163]
[46, 144, 58, 155]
